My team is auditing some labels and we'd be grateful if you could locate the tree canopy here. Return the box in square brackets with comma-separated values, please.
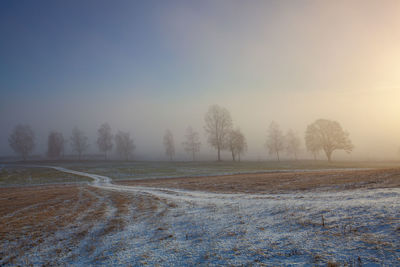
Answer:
[305, 119, 353, 162]
[204, 104, 233, 161]
[9, 124, 35, 161]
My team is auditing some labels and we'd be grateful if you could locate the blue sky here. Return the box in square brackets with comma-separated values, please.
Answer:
[1, 1, 177, 96]
[1, 1, 400, 159]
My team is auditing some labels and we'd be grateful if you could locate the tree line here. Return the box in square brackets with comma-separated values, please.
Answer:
[8, 123, 135, 161]
[7, 104, 353, 162]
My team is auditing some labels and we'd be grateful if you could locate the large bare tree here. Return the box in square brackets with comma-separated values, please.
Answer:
[265, 121, 284, 161]
[47, 131, 64, 158]
[285, 129, 301, 160]
[305, 119, 353, 162]
[204, 104, 233, 161]
[182, 126, 201, 161]
[70, 127, 89, 160]
[115, 131, 135, 160]
[228, 128, 247, 161]
[163, 129, 175, 161]
[9, 124, 35, 161]
[97, 123, 113, 160]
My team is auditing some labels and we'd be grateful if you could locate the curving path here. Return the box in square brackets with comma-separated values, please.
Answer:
[49, 166, 400, 205]
[48, 166, 250, 202]
[8, 165, 399, 266]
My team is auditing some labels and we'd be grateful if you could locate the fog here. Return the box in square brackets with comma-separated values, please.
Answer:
[1, 1, 400, 161]
[2, 87, 400, 161]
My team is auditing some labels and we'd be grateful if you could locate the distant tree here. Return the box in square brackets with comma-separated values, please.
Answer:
[97, 123, 113, 160]
[70, 127, 89, 160]
[285, 129, 301, 160]
[305, 119, 353, 162]
[235, 130, 247, 162]
[47, 131, 64, 158]
[9, 124, 35, 161]
[227, 128, 247, 161]
[163, 129, 175, 161]
[204, 104, 233, 161]
[265, 121, 284, 161]
[305, 127, 321, 160]
[115, 131, 135, 160]
[228, 130, 238, 161]
[182, 126, 201, 161]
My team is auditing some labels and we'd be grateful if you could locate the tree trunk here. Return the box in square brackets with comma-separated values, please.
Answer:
[217, 147, 221, 161]
[231, 150, 235, 161]
[238, 153, 241, 162]
[325, 150, 332, 162]
[276, 151, 280, 161]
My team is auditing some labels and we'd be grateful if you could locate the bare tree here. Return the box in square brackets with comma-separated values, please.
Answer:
[305, 127, 321, 160]
[97, 122, 113, 160]
[47, 131, 64, 158]
[204, 104, 233, 161]
[163, 129, 175, 161]
[182, 126, 201, 161]
[115, 131, 135, 160]
[228, 128, 247, 161]
[305, 119, 353, 162]
[285, 129, 301, 160]
[265, 121, 284, 161]
[70, 127, 89, 160]
[9, 124, 35, 161]
[235, 129, 247, 162]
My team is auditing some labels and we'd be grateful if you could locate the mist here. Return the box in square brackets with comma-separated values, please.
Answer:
[1, 0, 400, 161]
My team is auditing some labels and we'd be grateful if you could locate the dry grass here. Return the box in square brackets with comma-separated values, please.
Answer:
[0, 184, 165, 265]
[1, 167, 398, 265]
[0, 166, 90, 186]
[118, 168, 400, 193]
[0, 185, 85, 264]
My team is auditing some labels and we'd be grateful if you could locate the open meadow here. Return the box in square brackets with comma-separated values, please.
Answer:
[4, 1, 400, 266]
[0, 161, 399, 266]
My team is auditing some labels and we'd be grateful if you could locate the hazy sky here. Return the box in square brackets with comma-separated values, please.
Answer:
[1, 0, 400, 160]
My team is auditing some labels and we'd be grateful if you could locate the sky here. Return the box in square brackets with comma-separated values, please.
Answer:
[1, 0, 400, 160]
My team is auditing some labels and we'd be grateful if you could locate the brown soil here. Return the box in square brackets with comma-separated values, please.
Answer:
[117, 168, 400, 193]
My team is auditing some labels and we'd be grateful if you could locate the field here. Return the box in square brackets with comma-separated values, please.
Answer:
[37, 160, 400, 180]
[0, 161, 399, 266]
[0, 165, 91, 186]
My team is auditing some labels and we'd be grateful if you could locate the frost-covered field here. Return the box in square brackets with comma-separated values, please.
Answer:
[56, 160, 394, 181]
[112, 188, 399, 266]
[2, 166, 399, 266]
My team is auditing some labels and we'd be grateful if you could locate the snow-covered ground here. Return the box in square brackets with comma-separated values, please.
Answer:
[4, 166, 399, 266]
[45, 166, 400, 266]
